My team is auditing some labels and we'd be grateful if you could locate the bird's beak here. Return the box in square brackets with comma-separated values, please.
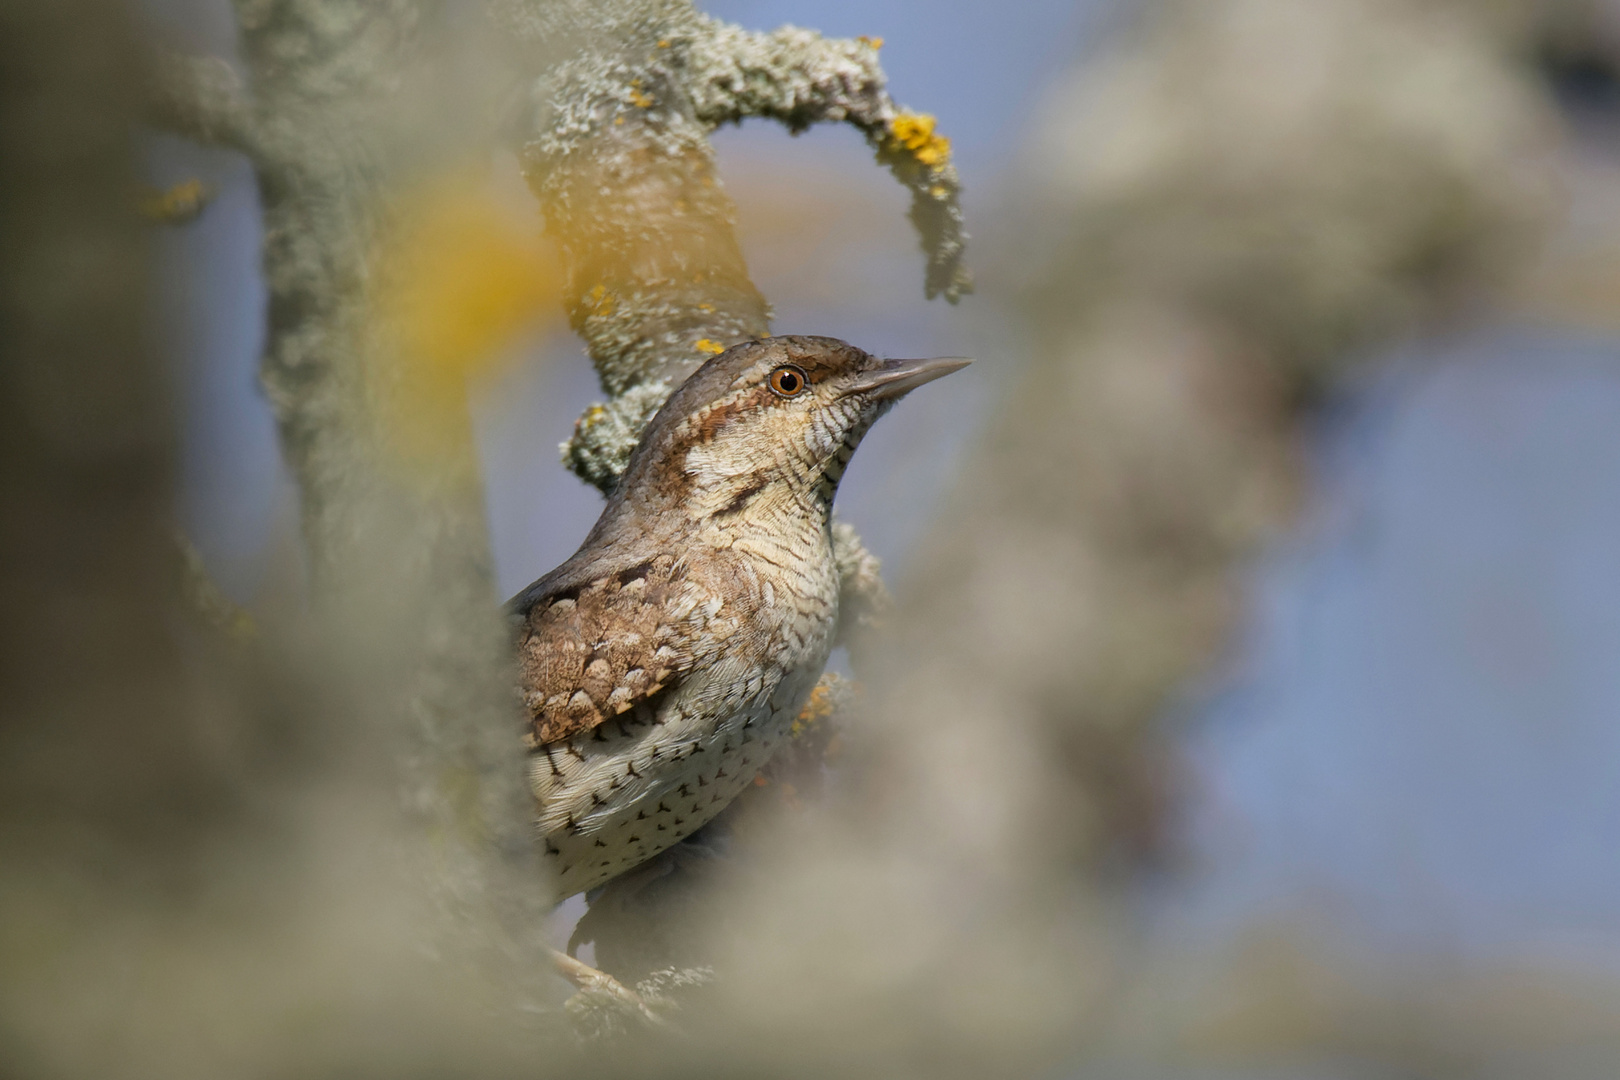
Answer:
[842, 356, 972, 400]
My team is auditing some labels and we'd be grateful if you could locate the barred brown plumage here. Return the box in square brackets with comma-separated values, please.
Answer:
[508, 335, 968, 900]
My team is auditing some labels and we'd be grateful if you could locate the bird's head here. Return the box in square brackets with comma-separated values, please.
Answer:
[617, 336, 969, 523]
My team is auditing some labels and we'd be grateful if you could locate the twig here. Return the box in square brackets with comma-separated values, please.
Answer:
[549, 947, 676, 1032]
[684, 17, 971, 304]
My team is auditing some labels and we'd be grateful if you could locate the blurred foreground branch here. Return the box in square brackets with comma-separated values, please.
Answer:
[148, 53, 261, 155]
[221, 0, 548, 1007]
[1, 2, 561, 1075]
[1011, 0, 1554, 863]
[848, 4, 1562, 969]
[860, 0, 1573, 1068]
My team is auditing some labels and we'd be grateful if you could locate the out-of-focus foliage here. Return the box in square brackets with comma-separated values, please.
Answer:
[369, 166, 561, 478]
[1019, 0, 1559, 383]
[1, 4, 558, 1078]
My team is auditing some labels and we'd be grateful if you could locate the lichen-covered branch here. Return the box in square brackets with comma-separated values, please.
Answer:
[147, 52, 262, 155]
[879, 0, 1559, 892]
[498, 0, 969, 493]
[4, 3, 570, 1071]
[155, 0, 554, 1014]
[550, 948, 676, 1032]
[830, 517, 889, 651]
[683, 20, 970, 304]
[229, 0, 426, 576]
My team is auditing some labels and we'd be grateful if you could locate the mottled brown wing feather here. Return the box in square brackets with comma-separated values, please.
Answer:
[514, 553, 693, 746]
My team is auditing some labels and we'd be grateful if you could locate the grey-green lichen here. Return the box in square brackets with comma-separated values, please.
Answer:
[502, 0, 970, 492]
[683, 17, 971, 304]
[151, 0, 557, 1023]
[148, 53, 262, 156]
[559, 377, 673, 492]
[831, 517, 889, 651]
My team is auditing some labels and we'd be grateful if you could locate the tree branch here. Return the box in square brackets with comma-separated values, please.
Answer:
[684, 18, 971, 304]
[550, 948, 677, 1033]
[225, 0, 552, 1012]
[146, 53, 262, 155]
[499, 0, 970, 492]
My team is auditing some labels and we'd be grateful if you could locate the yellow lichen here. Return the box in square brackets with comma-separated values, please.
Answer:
[586, 283, 615, 316]
[888, 111, 951, 167]
[695, 338, 726, 355]
[137, 178, 211, 224]
[857, 35, 884, 49]
[790, 678, 839, 738]
[656, 38, 670, 48]
[628, 80, 653, 108]
[368, 165, 560, 479]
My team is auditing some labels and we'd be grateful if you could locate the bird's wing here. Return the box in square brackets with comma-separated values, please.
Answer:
[512, 552, 698, 746]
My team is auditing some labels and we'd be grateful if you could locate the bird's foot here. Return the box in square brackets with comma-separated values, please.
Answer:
[549, 947, 679, 1035]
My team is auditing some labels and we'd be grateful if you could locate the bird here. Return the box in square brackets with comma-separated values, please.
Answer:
[507, 335, 969, 901]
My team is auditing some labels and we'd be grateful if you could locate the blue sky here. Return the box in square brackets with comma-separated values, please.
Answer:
[1174, 328, 1620, 974]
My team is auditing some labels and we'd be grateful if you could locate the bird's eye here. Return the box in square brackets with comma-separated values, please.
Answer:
[767, 365, 808, 398]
